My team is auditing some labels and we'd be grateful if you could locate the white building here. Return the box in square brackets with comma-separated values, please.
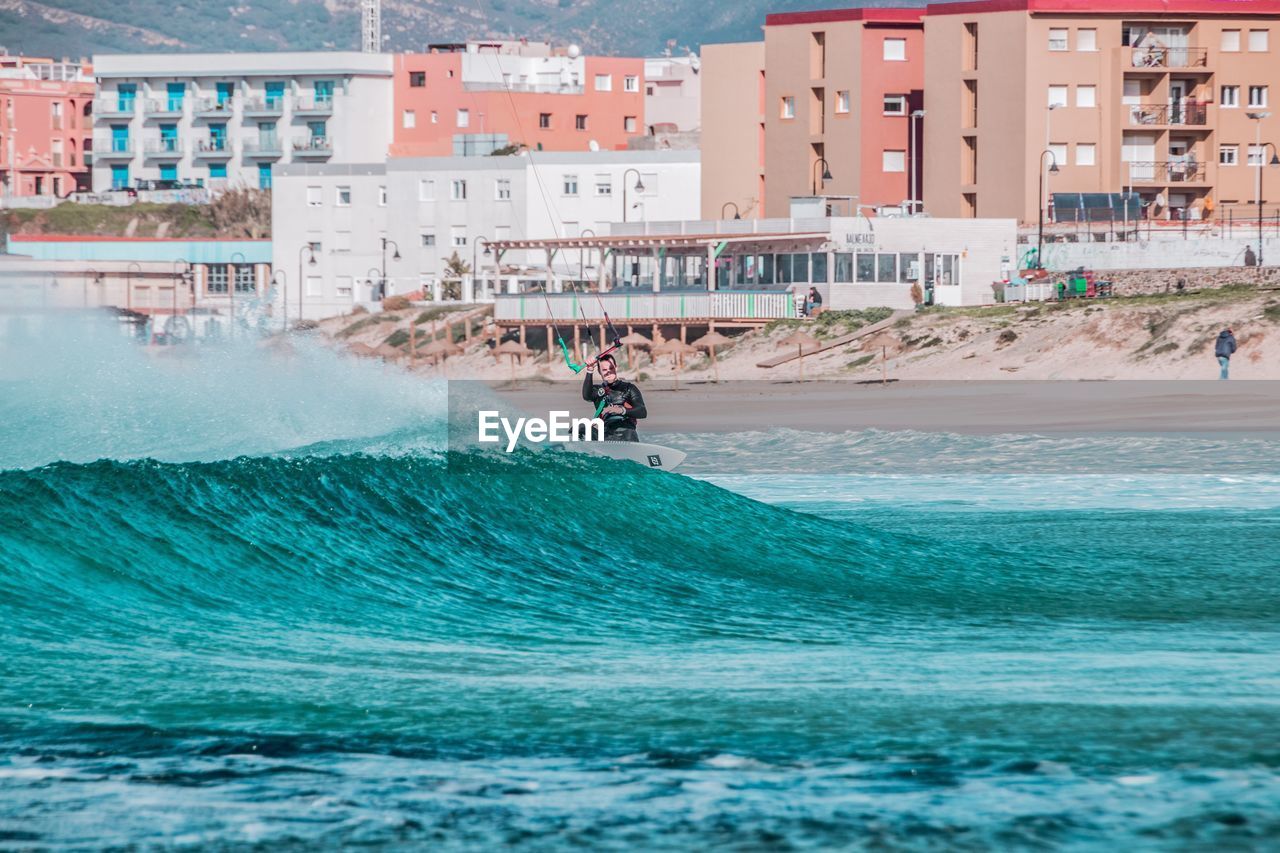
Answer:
[90, 52, 393, 193]
[271, 149, 700, 320]
[644, 56, 701, 132]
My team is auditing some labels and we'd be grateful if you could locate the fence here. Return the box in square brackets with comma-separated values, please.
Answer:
[494, 290, 795, 323]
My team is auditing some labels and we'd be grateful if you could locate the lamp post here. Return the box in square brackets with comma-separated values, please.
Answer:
[720, 201, 741, 220]
[1037, 150, 1061, 269]
[365, 267, 383, 304]
[472, 236, 491, 300]
[228, 250, 246, 339]
[270, 270, 287, 332]
[125, 261, 141, 313]
[910, 109, 926, 214]
[1246, 112, 1279, 267]
[172, 258, 190, 341]
[811, 157, 833, 196]
[297, 244, 316, 328]
[379, 236, 401, 300]
[578, 228, 596, 288]
[82, 268, 102, 309]
[622, 168, 645, 223]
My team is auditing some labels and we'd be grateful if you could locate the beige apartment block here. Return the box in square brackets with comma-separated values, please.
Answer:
[700, 42, 766, 220]
[923, 0, 1280, 225]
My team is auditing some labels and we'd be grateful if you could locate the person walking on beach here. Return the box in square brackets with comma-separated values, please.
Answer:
[1215, 328, 1237, 380]
[582, 352, 647, 441]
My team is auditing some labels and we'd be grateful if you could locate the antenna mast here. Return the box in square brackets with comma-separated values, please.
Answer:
[361, 0, 381, 53]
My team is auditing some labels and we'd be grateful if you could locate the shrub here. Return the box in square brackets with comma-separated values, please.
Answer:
[383, 295, 411, 311]
[997, 330, 1017, 345]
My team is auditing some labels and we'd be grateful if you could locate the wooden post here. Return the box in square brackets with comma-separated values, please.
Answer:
[547, 324, 555, 364]
[680, 324, 687, 344]
[520, 324, 526, 346]
[573, 324, 581, 361]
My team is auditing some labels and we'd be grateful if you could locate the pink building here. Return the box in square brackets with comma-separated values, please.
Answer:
[0, 55, 94, 197]
[390, 42, 645, 157]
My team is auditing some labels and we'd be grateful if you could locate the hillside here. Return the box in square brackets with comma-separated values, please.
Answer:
[0, 0, 929, 59]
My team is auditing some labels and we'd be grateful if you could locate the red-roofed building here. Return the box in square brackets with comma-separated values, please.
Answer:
[0, 55, 94, 198]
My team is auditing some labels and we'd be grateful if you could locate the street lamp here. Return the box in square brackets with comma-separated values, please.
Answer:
[472, 236, 491, 299]
[1037, 150, 1061, 269]
[910, 109, 926, 214]
[622, 168, 645, 223]
[812, 157, 833, 195]
[365, 267, 383, 303]
[720, 201, 742, 220]
[83, 268, 102, 309]
[297, 244, 316, 328]
[270, 270, 288, 332]
[578, 229, 596, 287]
[172, 258, 191, 340]
[1246, 112, 1280, 267]
[380, 236, 401, 299]
[229, 250, 246, 339]
[125, 261, 141, 313]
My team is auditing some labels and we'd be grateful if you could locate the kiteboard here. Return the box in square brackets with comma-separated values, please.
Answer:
[575, 440, 687, 471]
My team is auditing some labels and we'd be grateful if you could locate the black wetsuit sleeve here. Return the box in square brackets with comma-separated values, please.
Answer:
[582, 372, 595, 402]
[627, 384, 647, 420]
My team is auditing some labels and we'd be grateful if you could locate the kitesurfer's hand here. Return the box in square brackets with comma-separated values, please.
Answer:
[585, 357, 598, 370]
[601, 405, 626, 416]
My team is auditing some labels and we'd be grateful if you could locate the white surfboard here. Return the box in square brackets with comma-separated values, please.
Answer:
[575, 440, 688, 471]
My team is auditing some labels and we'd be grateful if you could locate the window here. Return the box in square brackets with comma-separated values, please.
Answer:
[882, 150, 906, 172]
[1077, 28, 1097, 51]
[409, 71, 426, 87]
[836, 90, 850, 114]
[1076, 143, 1096, 166]
[403, 110, 416, 129]
[624, 116, 637, 133]
[856, 254, 875, 282]
[624, 75, 639, 92]
[563, 174, 579, 195]
[207, 265, 229, 295]
[495, 178, 511, 200]
[883, 94, 907, 115]
[209, 163, 227, 179]
[834, 253, 853, 283]
[378, 185, 387, 206]
[451, 179, 467, 200]
[1220, 144, 1239, 166]
[305, 276, 322, 298]
[1249, 29, 1269, 52]
[1048, 85, 1068, 107]
[539, 112, 552, 129]
[1048, 28, 1068, 51]
[1048, 143, 1068, 167]
[456, 108, 469, 128]
[418, 179, 434, 201]
[575, 114, 588, 130]
[306, 185, 322, 207]
[1222, 29, 1242, 52]
[1249, 85, 1269, 108]
[336, 276, 353, 298]
[1076, 85, 1096, 108]
[781, 96, 796, 118]
[594, 74, 612, 91]
[877, 254, 897, 283]
[883, 38, 906, 61]
[595, 175, 612, 196]
[234, 264, 256, 293]
[431, 111, 438, 124]
[336, 186, 351, 206]
[1222, 85, 1240, 108]
[452, 229, 467, 248]
[1248, 144, 1265, 166]
[420, 233, 436, 247]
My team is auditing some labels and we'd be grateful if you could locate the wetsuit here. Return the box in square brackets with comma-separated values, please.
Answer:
[581, 372, 647, 442]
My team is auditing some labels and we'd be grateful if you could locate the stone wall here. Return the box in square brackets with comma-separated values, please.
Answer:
[1099, 266, 1280, 296]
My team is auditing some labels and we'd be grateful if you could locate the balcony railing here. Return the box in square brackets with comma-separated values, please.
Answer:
[243, 97, 286, 116]
[143, 137, 184, 157]
[92, 99, 136, 118]
[495, 290, 796, 323]
[194, 97, 235, 117]
[462, 81, 585, 95]
[1127, 102, 1209, 127]
[144, 99, 185, 117]
[93, 139, 136, 158]
[1129, 46, 1209, 69]
[194, 138, 233, 157]
[242, 138, 283, 157]
[1126, 159, 1207, 183]
[293, 96, 333, 115]
[291, 135, 333, 156]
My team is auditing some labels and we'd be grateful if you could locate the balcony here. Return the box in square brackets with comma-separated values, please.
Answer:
[144, 99, 185, 118]
[93, 140, 136, 159]
[193, 138, 233, 158]
[242, 138, 283, 158]
[1126, 159, 1208, 184]
[243, 96, 286, 117]
[143, 137, 185, 158]
[293, 96, 333, 116]
[291, 135, 333, 157]
[194, 97, 235, 119]
[1127, 102, 1209, 127]
[1127, 46, 1210, 71]
[92, 98, 137, 119]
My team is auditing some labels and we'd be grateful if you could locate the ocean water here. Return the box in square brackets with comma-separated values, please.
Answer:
[2, 324, 1279, 849]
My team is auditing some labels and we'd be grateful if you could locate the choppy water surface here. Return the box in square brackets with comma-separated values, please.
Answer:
[2, 329, 1278, 849]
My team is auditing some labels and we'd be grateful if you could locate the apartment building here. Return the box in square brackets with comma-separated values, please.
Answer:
[389, 41, 644, 157]
[923, 0, 1280, 223]
[0, 56, 94, 198]
[90, 52, 393, 193]
[644, 56, 702, 132]
[272, 150, 700, 319]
